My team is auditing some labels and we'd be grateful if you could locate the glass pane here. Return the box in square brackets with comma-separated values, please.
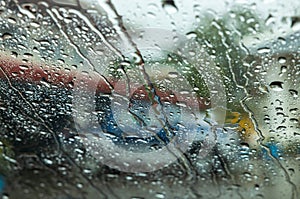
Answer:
[0, 0, 299, 198]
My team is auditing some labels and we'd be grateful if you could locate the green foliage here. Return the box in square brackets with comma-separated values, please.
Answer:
[0, 138, 14, 176]
[192, 7, 266, 110]
[108, 53, 211, 99]
[108, 7, 266, 107]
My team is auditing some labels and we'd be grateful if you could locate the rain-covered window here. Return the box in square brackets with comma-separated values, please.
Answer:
[0, 0, 299, 198]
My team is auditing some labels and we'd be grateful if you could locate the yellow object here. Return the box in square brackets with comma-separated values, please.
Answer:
[226, 111, 260, 148]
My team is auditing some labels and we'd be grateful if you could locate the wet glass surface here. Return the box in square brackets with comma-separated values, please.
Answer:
[0, 0, 299, 198]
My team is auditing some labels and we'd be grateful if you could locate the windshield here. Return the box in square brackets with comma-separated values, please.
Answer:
[0, 0, 299, 198]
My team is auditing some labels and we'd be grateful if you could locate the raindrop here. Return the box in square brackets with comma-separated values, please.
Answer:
[23, 53, 33, 58]
[278, 37, 287, 45]
[289, 89, 298, 98]
[7, 17, 16, 24]
[186, 31, 197, 39]
[162, 0, 178, 14]
[289, 108, 298, 114]
[43, 159, 53, 165]
[1, 33, 13, 40]
[19, 65, 29, 70]
[264, 117, 270, 124]
[240, 142, 250, 160]
[269, 81, 284, 91]
[22, 3, 37, 13]
[257, 47, 271, 54]
[76, 183, 83, 189]
[275, 107, 283, 112]
[2, 194, 9, 199]
[168, 72, 178, 78]
[189, 50, 196, 56]
[290, 118, 299, 124]
[276, 126, 286, 131]
[147, 11, 156, 18]
[280, 66, 287, 73]
[291, 16, 300, 30]
[265, 14, 275, 26]
[278, 57, 287, 64]
[155, 193, 165, 199]
[288, 168, 295, 174]
[40, 78, 51, 88]
[30, 21, 40, 28]
[11, 51, 18, 58]
[57, 182, 63, 187]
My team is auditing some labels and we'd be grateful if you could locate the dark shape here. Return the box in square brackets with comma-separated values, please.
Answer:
[291, 16, 300, 28]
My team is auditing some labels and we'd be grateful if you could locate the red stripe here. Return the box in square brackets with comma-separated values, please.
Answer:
[0, 55, 211, 110]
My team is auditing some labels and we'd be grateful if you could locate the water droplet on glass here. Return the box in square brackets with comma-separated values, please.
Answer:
[265, 14, 275, 26]
[278, 57, 287, 64]
[289, 89, 298, 98]
[155, 193, 165, 199]
[290, 118, 299, 124]
[22, 3, 37, 13]
[257, 47, 271, 54]
[186, 31, 197, 39]
[280, 66, 287, 73]
[291, 16, 300, 31]
[269, 81, 284, 91]
[289, 108, 298, 114]
[1, 33, 13, 40]
[162, 0, 178, 14]
[7, 17, 16, 24]
[147, 11, 156, 18]
[276, 126, 286, 131]
[278, 37, 287, 44]
[167, 72, 178, 78]
[2, 194, 9, 199]
[76, 183, 83, 189]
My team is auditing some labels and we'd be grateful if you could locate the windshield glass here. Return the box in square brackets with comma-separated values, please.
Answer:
[0, 0, 299, 198]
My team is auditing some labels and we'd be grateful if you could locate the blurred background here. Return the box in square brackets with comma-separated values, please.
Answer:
[0, 0, 299, 198]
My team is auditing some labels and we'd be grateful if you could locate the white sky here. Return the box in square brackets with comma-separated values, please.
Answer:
[110, 0, 300, 34]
